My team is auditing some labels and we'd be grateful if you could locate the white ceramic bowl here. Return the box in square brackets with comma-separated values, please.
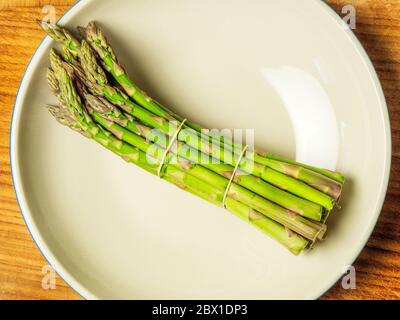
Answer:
[11, 0, 391, 299]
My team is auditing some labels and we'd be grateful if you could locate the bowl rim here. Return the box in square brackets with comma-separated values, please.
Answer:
[10, 0, 392, 300]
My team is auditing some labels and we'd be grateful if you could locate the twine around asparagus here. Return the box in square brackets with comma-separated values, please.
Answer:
[222, 145, 248, 209]
[157, 119, 187, 178]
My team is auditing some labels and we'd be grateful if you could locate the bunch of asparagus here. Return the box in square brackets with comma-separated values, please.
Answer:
[39, 21, 345, 255]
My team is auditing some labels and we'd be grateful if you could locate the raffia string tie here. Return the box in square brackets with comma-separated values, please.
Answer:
[157, 119, 187, 178]
[222, 145, 249, 208]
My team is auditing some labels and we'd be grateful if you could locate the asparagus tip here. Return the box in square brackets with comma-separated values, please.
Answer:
[76, 25, 87, 39]
[46, 68, 59, 94]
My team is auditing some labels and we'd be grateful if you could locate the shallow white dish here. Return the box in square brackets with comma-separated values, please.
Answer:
[11, 0, 391, 299]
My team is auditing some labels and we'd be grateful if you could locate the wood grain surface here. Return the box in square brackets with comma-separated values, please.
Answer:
[0, 0, 399, 300]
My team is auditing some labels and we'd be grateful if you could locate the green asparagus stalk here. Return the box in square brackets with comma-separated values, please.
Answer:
[248, 153, 343, 200]
[61, 45, 80, 68]
[79, 40, 108, 86]
[38, 20, 344, 202]
[256, 151, 346, 185]
[40, 20, 80, 57]
[47, 56, 309, 255]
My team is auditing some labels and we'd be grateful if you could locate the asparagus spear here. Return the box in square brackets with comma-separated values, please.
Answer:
[79, 40, 108, 86]
[255, 151, 346, 185]
[38, 20, 344, 201]
[47, 56, 309, 255]
[248, 153, 343, 200]
[40, 20, 80, 57]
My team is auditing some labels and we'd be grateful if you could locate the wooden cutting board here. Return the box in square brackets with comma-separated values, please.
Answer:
[0, 0, 399, 300]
